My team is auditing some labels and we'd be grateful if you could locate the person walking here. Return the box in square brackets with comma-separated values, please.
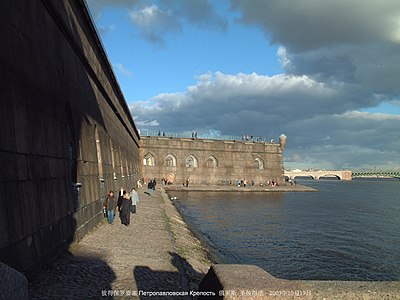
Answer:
[117, 188, 125, 219]
[117, 187, 124, 207]
[120, 192, 131, 226]
[130, 187, 139, 214]
[147, 180, 154, 195]
[103, 191, 116, 224]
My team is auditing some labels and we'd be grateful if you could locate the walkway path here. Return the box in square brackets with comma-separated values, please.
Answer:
[28, 187, 211, 299]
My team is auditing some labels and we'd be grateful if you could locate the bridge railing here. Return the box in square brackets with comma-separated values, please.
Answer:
[352, 171, 400, 177]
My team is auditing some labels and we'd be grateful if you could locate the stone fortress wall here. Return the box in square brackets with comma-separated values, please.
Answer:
[0, 0, 140, 273]
[141, 135, 286, 186]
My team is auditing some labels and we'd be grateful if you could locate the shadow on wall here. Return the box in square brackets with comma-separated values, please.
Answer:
[2, 0, 114, 293]
[0, 0, 138, 294]
[134, 252, 204, 299]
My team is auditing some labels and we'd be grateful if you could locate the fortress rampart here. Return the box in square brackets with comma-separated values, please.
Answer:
[0, 0, 140, 273]
[141, 136, 285, 185]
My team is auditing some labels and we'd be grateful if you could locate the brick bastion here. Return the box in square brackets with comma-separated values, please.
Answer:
[141, 135, 287, 186]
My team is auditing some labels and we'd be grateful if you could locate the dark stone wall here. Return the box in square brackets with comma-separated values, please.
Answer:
[0, 0, 140, 273]
[141, 136, 284, 185]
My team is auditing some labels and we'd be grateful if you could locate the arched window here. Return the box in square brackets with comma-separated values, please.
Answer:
[206, 156, 218, 168]
[185, 155, 198, 168]
[143, 153, 156, 166]
[164, 154, 177, 167]
[254, 157, 264, 169]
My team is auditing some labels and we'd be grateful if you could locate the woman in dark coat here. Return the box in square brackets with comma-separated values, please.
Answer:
[117, 188, 125, 220]
[120, 192, 131, 226]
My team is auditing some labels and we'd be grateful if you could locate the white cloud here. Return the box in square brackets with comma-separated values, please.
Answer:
[230, 0, 400, 52]
[277, 46, 291, 68]
[340, 110, 400, 121]
[230, 1, 400, 97]
[97, 24, 116, 35]
[285, 144, 399, 171]
[114, 63, 133, 77]
[86, 0, 226, 46]
[176, 0, 227, 30]
[320, 136, 331, 141]
[130, 71, 400, 170]
[135, 119, 160, 126]
[86, 0, 139, 18]
[128, 5, 180, 45]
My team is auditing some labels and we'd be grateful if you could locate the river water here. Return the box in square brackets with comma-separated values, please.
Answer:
[170, 179, 400, 281]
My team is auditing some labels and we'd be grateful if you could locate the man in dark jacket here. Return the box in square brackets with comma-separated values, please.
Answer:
[147, 180, 154, 195]
[103, 191, 116, 224]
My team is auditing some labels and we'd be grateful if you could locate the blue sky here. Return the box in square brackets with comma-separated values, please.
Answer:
[93, 2, 282, 101]
[361, 102, 400, 115]
[86, 0, 400, 171]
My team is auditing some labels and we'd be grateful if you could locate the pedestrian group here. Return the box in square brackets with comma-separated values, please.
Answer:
[103, 186, 141, 226]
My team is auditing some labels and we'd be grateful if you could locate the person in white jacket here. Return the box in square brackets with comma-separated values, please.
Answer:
[130, 187, 139, 214]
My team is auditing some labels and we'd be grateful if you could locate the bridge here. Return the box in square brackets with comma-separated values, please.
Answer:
[352, 171, 400, 179]
[284, 170, 353, 181]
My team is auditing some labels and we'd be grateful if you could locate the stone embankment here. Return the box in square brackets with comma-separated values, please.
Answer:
[28, 187, 211, 299]
[199, 264, 400, 300]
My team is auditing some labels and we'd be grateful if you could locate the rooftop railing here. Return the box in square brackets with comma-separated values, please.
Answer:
[140, 131, 275, 143]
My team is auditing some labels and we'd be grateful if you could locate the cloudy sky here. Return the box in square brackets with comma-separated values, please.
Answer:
[86, 0, 400, 171]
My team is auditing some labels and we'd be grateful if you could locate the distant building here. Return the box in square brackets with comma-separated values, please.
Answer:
[141, 136, 285, 185]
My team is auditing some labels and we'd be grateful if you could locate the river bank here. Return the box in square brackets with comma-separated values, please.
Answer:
[159, 188, 214, 290]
